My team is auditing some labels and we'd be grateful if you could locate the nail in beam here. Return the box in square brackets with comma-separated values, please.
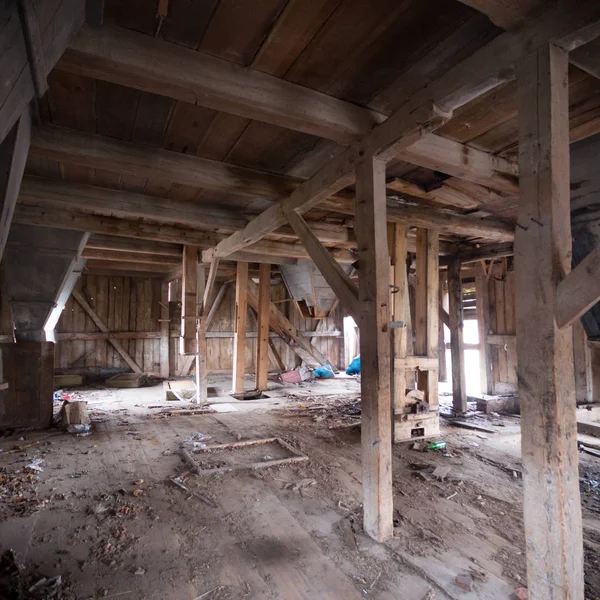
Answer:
[515, 43, 584, 599]
[355, 155, 393, 542]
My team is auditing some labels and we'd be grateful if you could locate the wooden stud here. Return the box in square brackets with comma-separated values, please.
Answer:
[232, 262, 248, 393]
[196, 264, 207, 403]
[573, 320, 593, 404]
[355, 155, 393, 542]
[438, 272, 448, 383]
[476, 266, 493, 395]
[389, 223, 408, 412]
[515, 43, 584, 599]
[415, 229, 440, 407]
[448, 258, 467, 413]
[180, 245, 198, 356]
[256, 263, 271, 391]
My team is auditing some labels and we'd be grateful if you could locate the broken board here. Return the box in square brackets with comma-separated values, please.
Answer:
[105, 373, 147, 388]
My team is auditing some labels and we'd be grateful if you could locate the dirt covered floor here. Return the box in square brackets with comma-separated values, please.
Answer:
[1, 379, 599, 599]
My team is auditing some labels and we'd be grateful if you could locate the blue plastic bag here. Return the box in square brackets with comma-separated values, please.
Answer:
[346, 355, 360, 375]
[313, 365, 335, 378]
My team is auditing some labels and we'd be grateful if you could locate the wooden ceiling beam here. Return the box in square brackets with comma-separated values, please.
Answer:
[86, 234, 182, 256]
[20, 175, 247, 232]
[58, 24, 517, 192]
[81, 248, 181, 265]
[203, 2, 598, 261]
[13, 203, 356, 263]
[30, 125, 299, 201]
[455, 0, 600, 83]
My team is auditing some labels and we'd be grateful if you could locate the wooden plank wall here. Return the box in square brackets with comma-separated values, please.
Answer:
[56, 275, 162, 374]
[167, 280, 344, 376]
[487, 267, 517, 393]
[56, 275, 343, 377]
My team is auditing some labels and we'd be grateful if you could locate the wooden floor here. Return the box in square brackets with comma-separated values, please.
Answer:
[0, 385, 599, 599]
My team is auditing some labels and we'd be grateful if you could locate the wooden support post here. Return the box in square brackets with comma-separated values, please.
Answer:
[256, 263, 271, 390]
[448, 258, 467, 413]
[180, 245, 198, 356]
[438, 272, 448, 382]
[515, 43, 584, 599]
[232, 262, 248, 393]
[573, 320, 593, 404]
[476, 267, 493, 395]
[415, 229, 439, 408]
[355, 156, 393, 542]
[196, 263, 207, 403]
[389, 223, 408, 412]
[159, 282, 169, 378]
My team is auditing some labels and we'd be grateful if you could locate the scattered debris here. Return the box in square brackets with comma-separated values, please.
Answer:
[59, 400, 91, 433]
[167, 477, 217, 509]
[514, 588, 529, 600]
[25, 459, 44, 473]
[0, 549, 65, 599]
[183, 432, 212, 448]
[279, 393, 362, 429]
[426, 441, 446, 451]
[283, 478, 317, 492]
[432, 466, 451, 481]
[454, 573, 473, 592]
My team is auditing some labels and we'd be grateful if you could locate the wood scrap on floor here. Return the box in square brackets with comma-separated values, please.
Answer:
[278, 393, 362, 429]
[105, 373, 147, 388]
[179, 437, 308, 476]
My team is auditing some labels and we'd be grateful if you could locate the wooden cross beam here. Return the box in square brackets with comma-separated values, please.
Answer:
[283, 208, 360, 322]
[71, 288, 143, 374]
[555, 244, 600, 328]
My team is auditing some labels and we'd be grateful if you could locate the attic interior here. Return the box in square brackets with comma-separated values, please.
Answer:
[2, 0, 600, 598]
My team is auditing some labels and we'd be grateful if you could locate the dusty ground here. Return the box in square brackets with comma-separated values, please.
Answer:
[0, 377, 599, 599]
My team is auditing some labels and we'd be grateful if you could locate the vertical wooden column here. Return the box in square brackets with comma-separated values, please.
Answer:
[232, 262, 249, 394]
[389, 223, 408, 413]
[196, 264, 207, 403]
[438, 272, 448, 382]
[256, 263, 271, 390]
[415, 229, 439, 408]
[180, 245, 198, 356]
[573, 320, 592, 404]
[355, 155, 393, 542]
[516, 43, 584, 600]
[448, 258, 467, 413]
[159, 282, 169, 378]
[476, 267, 493, 395]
